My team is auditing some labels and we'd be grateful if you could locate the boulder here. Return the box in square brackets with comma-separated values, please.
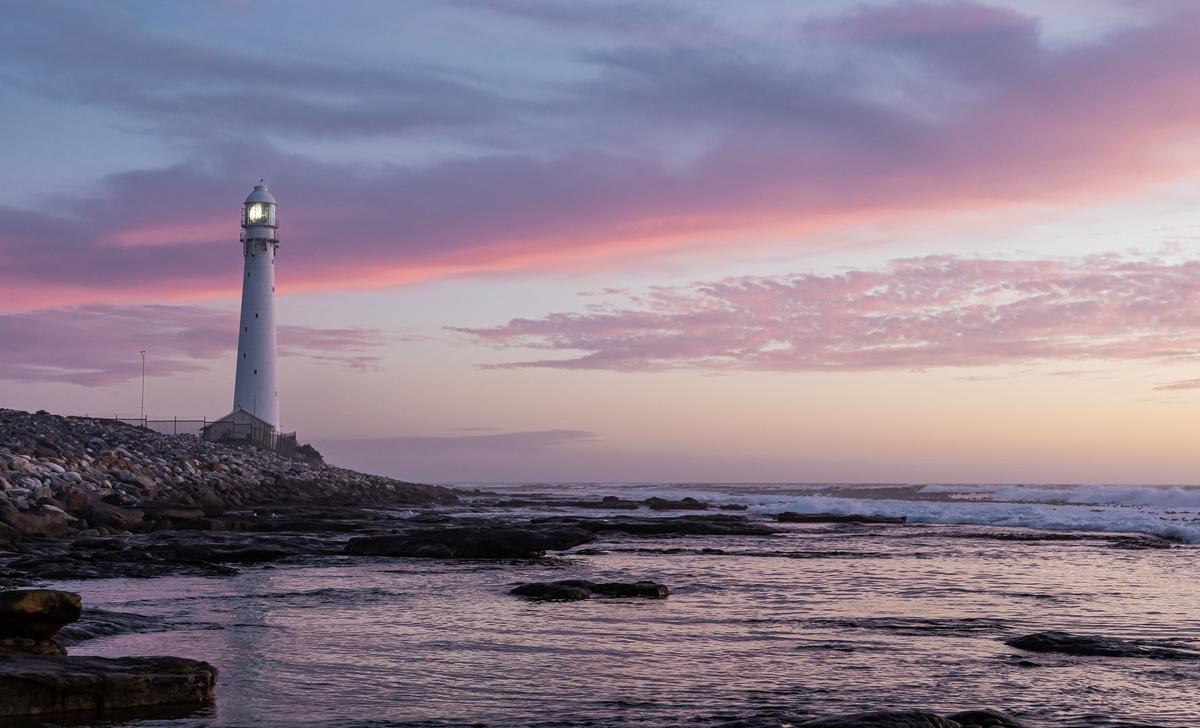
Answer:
[511, 579, 669, 601]
[0, 656, 217, 717]
[0, 589, 82, 639]
[1005, 631, 1200, 660]
[0, 505, 71, 538]
[346, 525, 596, 559]
[78, 496, 144, 531]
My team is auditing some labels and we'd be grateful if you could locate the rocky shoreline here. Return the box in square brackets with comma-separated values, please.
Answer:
[0, 408, 457, 545]
[0, 408, 1177, 725]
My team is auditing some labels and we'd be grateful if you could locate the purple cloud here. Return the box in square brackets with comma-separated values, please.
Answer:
[0, 304, 388, 386]
[452, 254, 1200, 373]
[3, 2, 1200, 307]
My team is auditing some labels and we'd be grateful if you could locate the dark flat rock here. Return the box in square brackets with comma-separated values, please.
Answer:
[776, 512, 906, 524]
[511, 579, 669, 601]
[645, 496, 708, 511]
[345, 525, 596, 559]
[1005, 631, 1200, 660]
[0, 637, 66, 656]
[0, 655, 217, 717]
[797, 709, 1023, 727]
[0, 589, 82, 639]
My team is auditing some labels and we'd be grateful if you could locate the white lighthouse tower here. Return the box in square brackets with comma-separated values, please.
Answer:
[231, 182, 280, 428]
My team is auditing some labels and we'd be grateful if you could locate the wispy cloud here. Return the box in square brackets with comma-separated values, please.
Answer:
[453, 253, 1200, 373]
[2, 2, 1200, 306]
[1154, 378, 1200, 391]
[0, 304, 390, 385]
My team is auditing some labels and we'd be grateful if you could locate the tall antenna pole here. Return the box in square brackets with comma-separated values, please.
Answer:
[139, 349, 147, 422]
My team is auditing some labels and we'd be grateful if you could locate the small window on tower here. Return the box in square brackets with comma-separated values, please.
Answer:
[255, 313, 259, 318]
[242, 353, 246, 358]
[254, 369, 258, 374]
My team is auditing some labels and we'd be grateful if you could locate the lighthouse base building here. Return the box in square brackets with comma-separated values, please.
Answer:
[203, 182, 296, 455]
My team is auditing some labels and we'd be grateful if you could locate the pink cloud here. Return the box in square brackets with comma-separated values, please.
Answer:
[452, 253, 1200, 373]
[3, 2, 1200, 307]
[1154, 378, 1200, 391]
[0, 304, 389, 386]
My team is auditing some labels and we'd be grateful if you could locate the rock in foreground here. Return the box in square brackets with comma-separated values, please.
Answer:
[0, 589, 82, 640]
[1005, 631, 1200, 660]
[0, 655, 217, 717]
[345, 525, 596, 559]
[511, 579, 669, 601]
[795, 709, 1024, 727]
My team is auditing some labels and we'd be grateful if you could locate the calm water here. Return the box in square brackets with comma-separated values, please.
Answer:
[45, 484, 1200, 727]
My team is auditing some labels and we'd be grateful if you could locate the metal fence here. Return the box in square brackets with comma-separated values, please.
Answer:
[81, 415, 297, 456]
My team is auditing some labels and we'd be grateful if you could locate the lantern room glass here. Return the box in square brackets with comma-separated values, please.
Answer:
[243, 202, 277, 227]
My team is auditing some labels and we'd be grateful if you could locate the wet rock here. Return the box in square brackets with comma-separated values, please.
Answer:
[0, 655, 217, 718]
[510, 582, 592, 601]
[1005, 631, 1200, 660]
[346, 525, 596, 559]
[776, 512, 906, 524]
[0, 522, 21, 547]
[645, 496, 708, 510]
[511, 579, 669, 601]
[57, 609, 165, 646]
[0, 637, 67, 656]
[0, 589, 82, 639]
[796, 709, 1023, 727]
[533, 514, 777, 537]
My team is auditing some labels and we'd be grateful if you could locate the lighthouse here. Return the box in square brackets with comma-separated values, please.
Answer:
[231, 182, 280, 428]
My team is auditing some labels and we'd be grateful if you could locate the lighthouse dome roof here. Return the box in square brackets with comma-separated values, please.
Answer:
[244, 183, 277, 205]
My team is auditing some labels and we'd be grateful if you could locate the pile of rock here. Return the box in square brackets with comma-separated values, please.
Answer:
[0, 588, 217, 718]
[0, 408, 456, 542]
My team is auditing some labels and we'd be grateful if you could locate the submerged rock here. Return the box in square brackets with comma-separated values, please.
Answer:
[511, 579, 669, 601]
[532, 514, 777, 537]
[0, 589, 82, 640]
[796, 709, 1023, 727]
[57, 609, 167, 646]
[776, 512, 906, 524]
[0, 655, 217, 718]
[345, 525, 596, 559]
[1005, 631, 1200, 660]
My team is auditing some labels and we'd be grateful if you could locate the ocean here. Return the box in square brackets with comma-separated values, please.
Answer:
[49, 483, 1200, 727]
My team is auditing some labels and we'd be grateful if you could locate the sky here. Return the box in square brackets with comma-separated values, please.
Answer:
[2, 0, 1200, 484]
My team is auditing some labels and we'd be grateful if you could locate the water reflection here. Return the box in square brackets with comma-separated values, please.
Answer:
[50, 514, 1200, 727]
